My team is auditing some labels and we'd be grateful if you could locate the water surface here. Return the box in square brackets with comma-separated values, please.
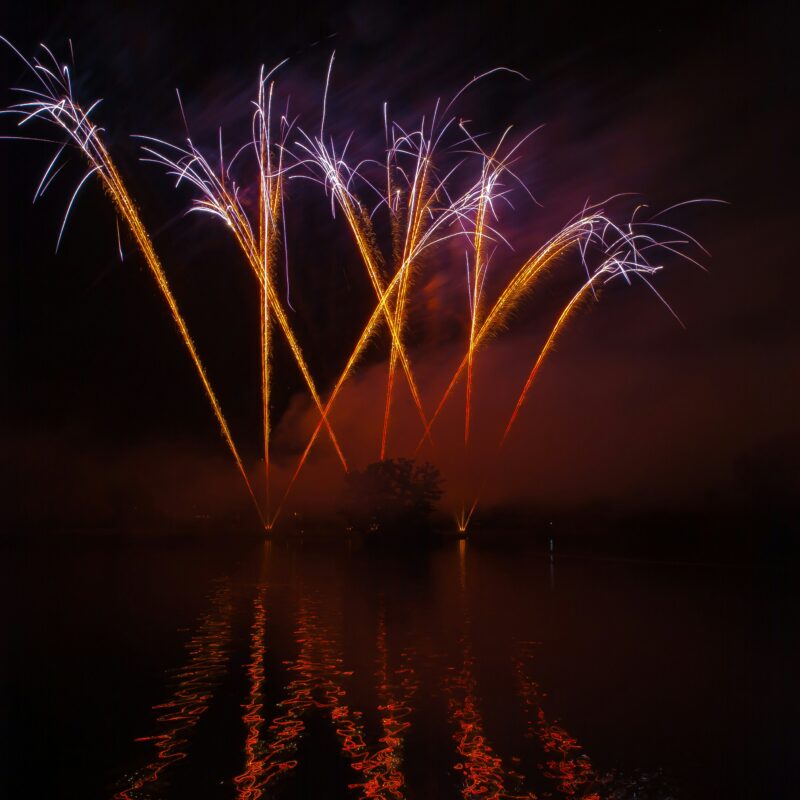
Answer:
[1, 535, 796, 798]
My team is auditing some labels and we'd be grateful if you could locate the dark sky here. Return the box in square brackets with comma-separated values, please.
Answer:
[1, 0, 797, 527]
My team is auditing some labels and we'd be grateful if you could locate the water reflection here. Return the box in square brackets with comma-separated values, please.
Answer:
[515, 645, 601, 798]
[114, 578, 233, 799]
[447, 650, 532, 799]
[234, 586, 268, 799]
[236, 595, 419, 798]
[448, 540, 533, 799]
[242, 598, 330, 789]
[348, 610, 418, 798]
[112, 542, 641, 799]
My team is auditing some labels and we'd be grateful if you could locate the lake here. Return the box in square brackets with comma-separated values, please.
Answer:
[1, 535, 796, 798]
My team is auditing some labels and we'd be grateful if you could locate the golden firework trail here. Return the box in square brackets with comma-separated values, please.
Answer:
[453, 205, 704, 530]
[380, 128, 431, 459]
[296, 65, 432, 449]
[2, 39, 267, 527]
[270, 262, 407, 524]
[462, 142, 504, 448]
[273, 94, 518, 521]
[295, 72, 521, 462]
[376, 107, 457, 460]
[414, 216, 602, 455]
[137, 69, 351, 517]
[256, 73, 280, 516]
[300, 137, 432, 439]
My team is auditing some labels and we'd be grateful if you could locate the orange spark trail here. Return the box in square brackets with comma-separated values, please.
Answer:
[254, 77, 294, 514]
[200, 175, 349, 475]
[501, 279, 595, 445]
[3, 47, 267, 525]
[257, 79, 276, 514]
[343, 197, 430, 440]
[139, 100, 349, 479]
[463, 269, 613, 529]
[380, 148, 432, 459]
[415, 234, 583, 454]
[306, 144, 432, 442]
[99, 149, 267, 526]
[260, 277, 271, 508]
[270, 263, 407, 525]
[464, 160, 491, 445]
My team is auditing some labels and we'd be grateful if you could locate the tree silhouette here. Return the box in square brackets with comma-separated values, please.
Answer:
[341, 458, 443, 536]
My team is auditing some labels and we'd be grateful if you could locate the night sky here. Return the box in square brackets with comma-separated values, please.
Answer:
[1, 1, 797, 528]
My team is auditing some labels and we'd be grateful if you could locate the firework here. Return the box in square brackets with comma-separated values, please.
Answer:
[3, 41, 715, 531]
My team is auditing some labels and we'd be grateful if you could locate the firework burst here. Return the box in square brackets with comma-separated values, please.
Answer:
[2, 41, 718, 531]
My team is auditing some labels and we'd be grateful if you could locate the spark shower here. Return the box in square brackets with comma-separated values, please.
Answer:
[1, 40, 715, 531]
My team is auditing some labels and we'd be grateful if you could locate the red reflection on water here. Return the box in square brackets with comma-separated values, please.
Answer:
[447, 648, 535, 800]
[239, 599, 321, 790]
[114, 580, 233, 800]
[515, 647, 601, 799]
[235, 596, 417, 798]
[449, 542, 533, 799]
[233, 587, 268, 799]
[229, 598, 366, 792]
[115, 545, 609, 800]
[347, 612, 418, 799]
